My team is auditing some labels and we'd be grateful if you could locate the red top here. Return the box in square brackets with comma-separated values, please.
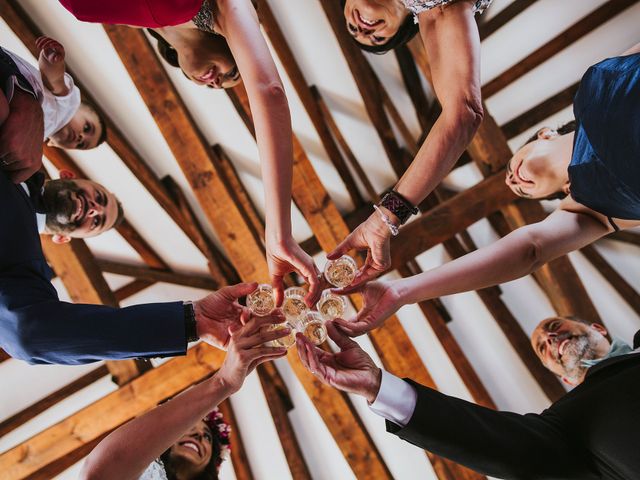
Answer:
[58, 0, 202, 28]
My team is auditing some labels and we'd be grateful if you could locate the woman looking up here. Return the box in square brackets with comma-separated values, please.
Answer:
[329, 0, 491, 287]
[58, 0, 321, 306]
[331, 45, 640, 338]
[80, 310, 289, 480]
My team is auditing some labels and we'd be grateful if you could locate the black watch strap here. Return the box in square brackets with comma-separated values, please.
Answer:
[184, 301, 199, 343]
[378, 190, 418, 225]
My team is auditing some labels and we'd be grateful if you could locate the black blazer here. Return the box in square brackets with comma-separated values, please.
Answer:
[388, 331, 640, 480]
[0, 170, 187, 364]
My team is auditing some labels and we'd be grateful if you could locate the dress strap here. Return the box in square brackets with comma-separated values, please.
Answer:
[607, 216, 621, 232]
[192, 0, 216, 34]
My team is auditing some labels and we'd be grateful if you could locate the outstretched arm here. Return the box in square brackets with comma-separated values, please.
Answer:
[80, 311, 288, 480]
[328, 0, 483, 287]
[334, 208, 611, 336]
[215, 0, 320, 306]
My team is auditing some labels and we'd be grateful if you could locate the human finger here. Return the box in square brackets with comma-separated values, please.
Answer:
[240, 325, 292, 349]
[271, 274, 284, 307]
[224, 282, 259, 301]
[304, 341, 327, 379]
[248, 350, 288, 371]
[241, 313, 283, 337]
[331, 317, 371, 337]
[345, 266, 381, 291]
[303, 263, 323, 307]
[326, 321, 359, 350]
[327, 232, 357, 260]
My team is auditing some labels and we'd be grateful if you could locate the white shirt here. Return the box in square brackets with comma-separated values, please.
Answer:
[20, 182, 46, 233]
[369, 370, 417, 427]
[5, 49, 80, 140]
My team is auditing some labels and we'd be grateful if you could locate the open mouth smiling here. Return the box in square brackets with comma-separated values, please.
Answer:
[179, 440, 201, 457]
[354, 9, 383, 28]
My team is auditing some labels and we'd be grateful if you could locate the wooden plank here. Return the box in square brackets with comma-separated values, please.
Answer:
[581, 245, 640, 317]
[394, 45, 433, 132]
[41, 237, 150, 386]
[0, 343, 225, 480]
[114, 279, 153, 302]
[256, 363, 313, 480]
[482, 0, 637, 97]
[0, 366, 109, 438]
[258, 0, 365, 207]
[96, 259, 219, 291]
[105, 26, 267, 282]
[217, 400, 255, 480]
[319, 0, 406, 176]
[391, 172, 518, 267]
[501, 81, 579, 140]
[606, 230, 640, 248]
[105, 27, 392, 480]
[1, 0, 219, 266]
[229, 79, 482, 480]
[478, 0, 539, 40]
[0, 348, 10, 363]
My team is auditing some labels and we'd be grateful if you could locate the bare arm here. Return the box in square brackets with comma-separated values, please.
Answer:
[397, 208, 610, 305]
[215, 0, 320, 305]
[328, 1, 483, 287]
[396, 0, 483, 205]
[80, 312, 288, 480]
[36, 37, 69, 96]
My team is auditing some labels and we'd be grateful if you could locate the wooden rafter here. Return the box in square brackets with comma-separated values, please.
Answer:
[104, 25, 392, 479]
[217, 400, 255, 480]
[478, 0, 539, 40]
[482, 0, 638, 97]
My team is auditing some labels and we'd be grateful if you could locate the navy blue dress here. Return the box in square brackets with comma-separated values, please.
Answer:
[568, 53, 640, 221]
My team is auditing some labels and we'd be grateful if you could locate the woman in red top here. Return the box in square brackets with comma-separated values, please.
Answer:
[59, 0, 322, 306]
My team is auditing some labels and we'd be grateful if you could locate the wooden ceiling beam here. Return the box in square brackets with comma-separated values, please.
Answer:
[1, 0, 229, 279]
[217, 399, 255, 480]
[41, 238, 151, 386]
[0, 365, 109, 438]
[105, 26, 391, 480]
[501, 81, 579, 140]
[482, 0, 637, 97]
[96, 259, 218, 291]
[258, 0, 366, 206]
[0, 348, 10, 363]
[605, 230, 640, 248]
[478, 0, 539, 40]
[228, 66, 482, 480]
[0, 343, 225, 479]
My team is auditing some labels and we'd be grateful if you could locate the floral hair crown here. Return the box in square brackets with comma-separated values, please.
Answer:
[204, 407, 232, 471]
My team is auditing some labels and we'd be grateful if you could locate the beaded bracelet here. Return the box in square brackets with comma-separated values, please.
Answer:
[373, 204, 400, 237]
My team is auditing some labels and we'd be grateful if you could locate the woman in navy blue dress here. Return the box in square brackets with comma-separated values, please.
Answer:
[330, 44, 640, 337]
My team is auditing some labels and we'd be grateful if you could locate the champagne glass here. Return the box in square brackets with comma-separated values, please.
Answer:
[299, 311, 327, 345]
[282, 286, 308, 321]
[246, 284, 275, 316]
[317, 289, 347, 320]
[323, 255, 357, 288]
[266, 322, 296, 348]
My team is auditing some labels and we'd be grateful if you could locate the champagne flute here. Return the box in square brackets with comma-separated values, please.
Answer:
[299, 311, 327, 345]
[246, 284, 275, 316]
[323, 255, 357, 288]
[317, 289, 347, 320]
[282, 286, 308, 322]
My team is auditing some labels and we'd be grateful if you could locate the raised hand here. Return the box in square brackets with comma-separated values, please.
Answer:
[36, 36, 68, 96]
[217, 310, 289, 393]
[194, 282, 281, 349]
[266, 235, 321, 307]
[332, 280, 401, 337]
[296, 321, 382, 403]
[327, 211, 396, 290]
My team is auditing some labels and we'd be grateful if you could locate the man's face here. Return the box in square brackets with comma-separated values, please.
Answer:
[47, 104, 103, 150]
[531, 317, 610, 385]
[42, 178, 119, 238]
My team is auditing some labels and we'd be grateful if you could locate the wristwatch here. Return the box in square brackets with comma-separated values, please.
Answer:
[378, 190, 418, 225]
[183, 301, 199, 343]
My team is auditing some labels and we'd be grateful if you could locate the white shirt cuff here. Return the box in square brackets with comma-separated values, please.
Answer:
[369, 370, 417, 427]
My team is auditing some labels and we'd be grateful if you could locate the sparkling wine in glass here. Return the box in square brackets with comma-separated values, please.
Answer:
[246, 284, 275, 316]
[300, 311, 327, 345]
[266, 322, 296, 348]
[317, 289, 347, 320]
[282, 286, 308, 321]
[324, 255, 357, 288]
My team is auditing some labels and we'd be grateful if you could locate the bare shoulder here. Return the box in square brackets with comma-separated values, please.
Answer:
[559, 196, 640, 231]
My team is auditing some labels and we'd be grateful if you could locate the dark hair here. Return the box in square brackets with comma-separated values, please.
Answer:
[160, 420, 222, 480]
[113, 199, 124, 230]
[339, 0, 419, 54]
[519, 120, 577, 201]
[81, 102, 108, 147]
[147, 29, 180, 68]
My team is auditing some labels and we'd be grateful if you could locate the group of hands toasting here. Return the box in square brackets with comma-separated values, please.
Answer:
[193, 247, 401, 400]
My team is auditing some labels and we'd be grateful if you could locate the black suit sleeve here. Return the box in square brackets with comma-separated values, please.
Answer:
[387, 380, 596, 480]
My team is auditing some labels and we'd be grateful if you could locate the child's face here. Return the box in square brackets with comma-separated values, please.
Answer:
[48, 103, 102, 150]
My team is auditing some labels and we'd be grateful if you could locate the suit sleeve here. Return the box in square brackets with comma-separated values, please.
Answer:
[2, 299, 187, 365]
[386, 380, 596, 480]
